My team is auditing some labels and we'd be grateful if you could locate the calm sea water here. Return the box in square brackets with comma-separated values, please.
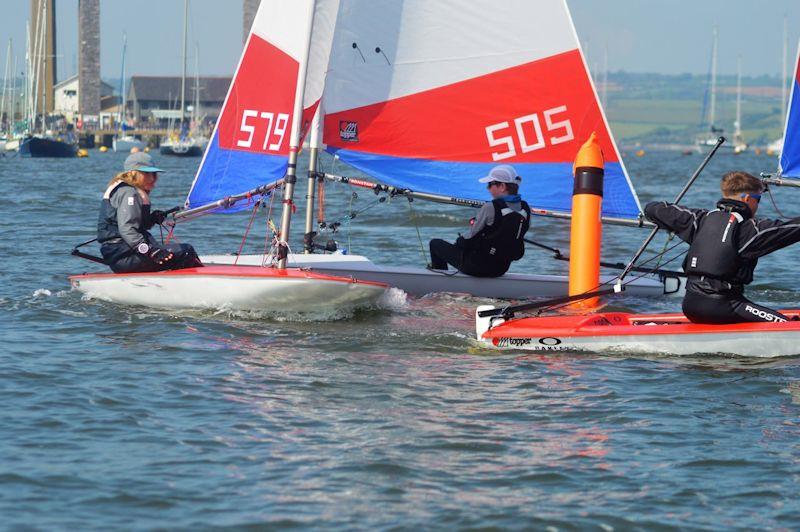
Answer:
[1, 148, 800, 529]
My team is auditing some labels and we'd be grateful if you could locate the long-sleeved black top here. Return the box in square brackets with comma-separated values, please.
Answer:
[644, 198, 800, 285]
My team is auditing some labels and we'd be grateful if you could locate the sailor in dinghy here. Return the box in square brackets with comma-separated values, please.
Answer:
[98, 152, 202, 273]
[429, 165, 531, 277]
[645, 171, 800, 324]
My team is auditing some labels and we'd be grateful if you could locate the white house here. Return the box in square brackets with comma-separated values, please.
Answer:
[53, 75, 115, 122]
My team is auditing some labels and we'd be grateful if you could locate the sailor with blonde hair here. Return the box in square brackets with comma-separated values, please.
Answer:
[97, 152, 201, 273]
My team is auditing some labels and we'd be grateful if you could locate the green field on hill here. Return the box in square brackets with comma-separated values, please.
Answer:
[603, 72, 786, 145]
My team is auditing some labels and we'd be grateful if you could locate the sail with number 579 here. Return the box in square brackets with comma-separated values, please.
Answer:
[185, 0, 338, 210]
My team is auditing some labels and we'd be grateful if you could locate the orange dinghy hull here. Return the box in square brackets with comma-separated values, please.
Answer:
[475, 306, 800, 357]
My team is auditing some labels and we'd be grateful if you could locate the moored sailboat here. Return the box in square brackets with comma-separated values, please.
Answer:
[113, 33, 145, 153]
[160, 0, 206, 157]
[18, 1, 76, 158]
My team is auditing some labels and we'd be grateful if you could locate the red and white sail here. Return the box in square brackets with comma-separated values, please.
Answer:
[186, 0, 339, 210]
[321, 0, 641, 219]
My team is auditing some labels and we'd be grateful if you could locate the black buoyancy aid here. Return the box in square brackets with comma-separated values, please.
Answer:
[472, 199, 531, 263]
[684, 206, 746, 280]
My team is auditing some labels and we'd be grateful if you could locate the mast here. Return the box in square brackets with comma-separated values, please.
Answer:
[1, 39, 11, 132]
[782, 15, 788, 123]
[194, 42, 199, 130]
[11, 55, 17, 130]
[735, 54, 742, 141]
[117, 33, 127, 138]
[180, 0, 188, 126]
[23, 24, 29, 132]
[304, 107, 322, 253]
[277, 1, 318, 269]
[30, 0, 47, 133]
[709, 26, 718, 131]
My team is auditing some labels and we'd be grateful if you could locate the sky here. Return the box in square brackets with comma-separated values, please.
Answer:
[0, 0, 799, 81]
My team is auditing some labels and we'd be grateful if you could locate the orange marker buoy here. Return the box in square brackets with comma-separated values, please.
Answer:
[569, 133, 604, 309]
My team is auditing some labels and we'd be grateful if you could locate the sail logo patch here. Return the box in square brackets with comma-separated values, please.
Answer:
[339, 121, 359, 142]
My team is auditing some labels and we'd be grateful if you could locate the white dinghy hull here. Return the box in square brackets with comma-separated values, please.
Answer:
[202, 254, 682, 299]
[69, 265, 388, 313]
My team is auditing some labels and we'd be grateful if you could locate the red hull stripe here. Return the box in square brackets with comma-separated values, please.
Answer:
[69, 265, 388, 288]
[483, 311, 800, 340]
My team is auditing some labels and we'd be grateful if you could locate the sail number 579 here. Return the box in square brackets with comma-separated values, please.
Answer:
[485, 105, 574, 161]
[237, 109, 290, 152]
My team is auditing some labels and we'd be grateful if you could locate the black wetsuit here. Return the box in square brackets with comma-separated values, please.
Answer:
[429, 198, 530, 277]
[645, 198, 800, 324]
[98, 182, 201, 273]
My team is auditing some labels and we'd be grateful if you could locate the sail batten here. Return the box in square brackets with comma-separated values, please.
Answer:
[321, 0, 642, 220]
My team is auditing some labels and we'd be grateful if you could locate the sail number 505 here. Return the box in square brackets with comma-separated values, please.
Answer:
[485, 105, 574, 161]
[237, 109, 290, 152]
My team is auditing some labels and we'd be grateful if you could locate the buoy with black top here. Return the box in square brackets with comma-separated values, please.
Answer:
[569, 132, 604, 309]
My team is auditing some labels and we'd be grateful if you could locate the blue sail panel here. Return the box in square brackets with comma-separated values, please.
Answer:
[328, 148, 640, 220]
[186, 131, 288, 210]
[780, 56, 800, 178]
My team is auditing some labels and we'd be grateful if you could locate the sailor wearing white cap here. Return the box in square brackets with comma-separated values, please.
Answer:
[429, 165, 531, 277]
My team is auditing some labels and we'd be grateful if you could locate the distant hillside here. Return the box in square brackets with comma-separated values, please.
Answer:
[603, 71, 787, 146]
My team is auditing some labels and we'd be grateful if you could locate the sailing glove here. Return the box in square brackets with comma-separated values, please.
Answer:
[150, 210, 167, 226]
[149, 247, 174, 265]
[136, 243, 174, 265]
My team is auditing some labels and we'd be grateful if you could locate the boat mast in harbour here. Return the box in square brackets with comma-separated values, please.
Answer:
[733, 54, 747, 153]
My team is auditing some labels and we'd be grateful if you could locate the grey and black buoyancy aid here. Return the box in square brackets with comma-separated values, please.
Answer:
[684, 205, 746, 281]
[97, 181, 152, 244]
[472, 199, 531, 263]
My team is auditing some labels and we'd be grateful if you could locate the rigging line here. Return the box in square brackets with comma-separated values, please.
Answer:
[766, 184, 793, 219]
[406, 198, 429, 265]
[346, 189, 356, 253]
[653, 233, 674, 270]
[234, 199, 262, 266]
[262, 184, 280, 266]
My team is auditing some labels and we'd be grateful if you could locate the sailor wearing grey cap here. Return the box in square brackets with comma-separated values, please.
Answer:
[123, 151, 164, 173]
[96, 154, 202, 273]
[428, 165, 531, 277]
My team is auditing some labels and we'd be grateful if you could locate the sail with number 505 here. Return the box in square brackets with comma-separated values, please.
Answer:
[321, 0, 641, 220]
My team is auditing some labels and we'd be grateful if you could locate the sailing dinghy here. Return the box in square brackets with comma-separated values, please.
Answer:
[474, 307, 800, 358]
[208, 0, 682, 299]
[71, 0, 388, 315]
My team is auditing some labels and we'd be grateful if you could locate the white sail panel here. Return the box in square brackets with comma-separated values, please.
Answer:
[323, 0, 578, 113]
